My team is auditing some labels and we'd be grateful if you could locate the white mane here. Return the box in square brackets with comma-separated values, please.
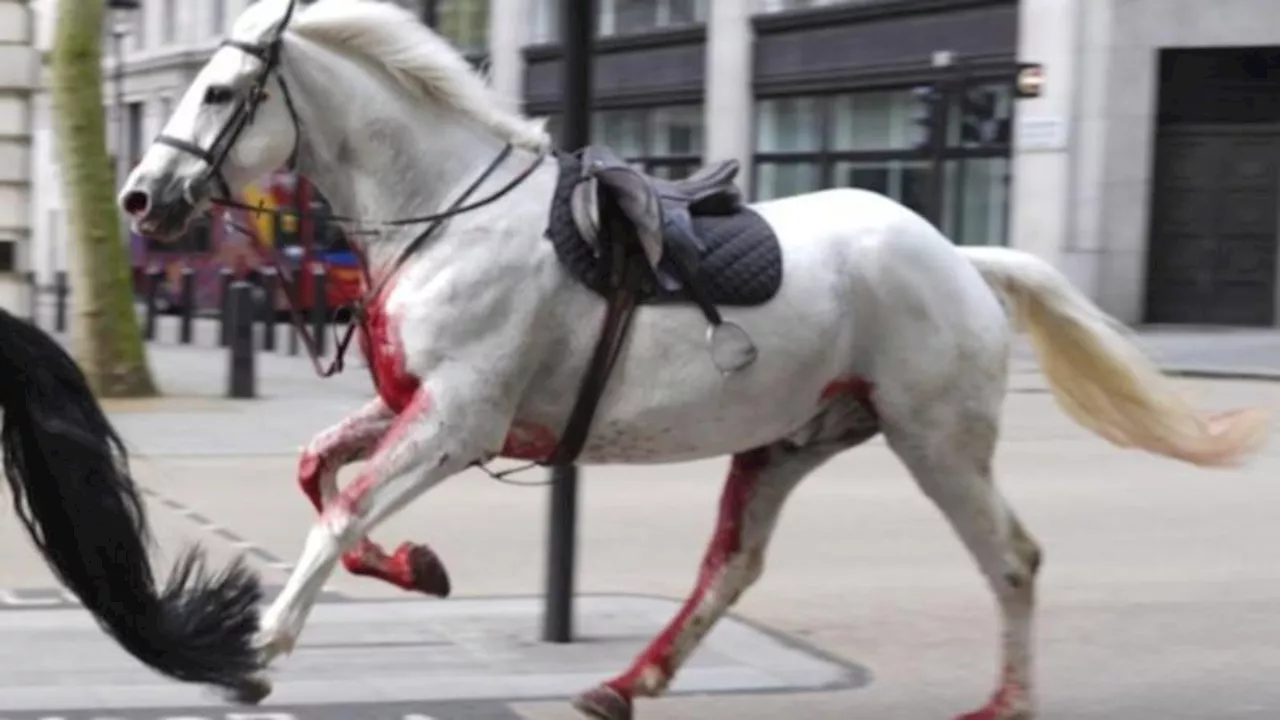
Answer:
[239, 0, 551, 151]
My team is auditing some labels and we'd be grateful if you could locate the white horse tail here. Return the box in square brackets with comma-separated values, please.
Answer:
[960, 246, 1269, 468]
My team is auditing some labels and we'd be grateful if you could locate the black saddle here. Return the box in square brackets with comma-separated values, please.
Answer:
[541, 145, 784, 470]
[547, 146, 783, 308]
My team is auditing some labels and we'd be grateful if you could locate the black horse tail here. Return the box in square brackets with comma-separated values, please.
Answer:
[0, 308, 264, 691]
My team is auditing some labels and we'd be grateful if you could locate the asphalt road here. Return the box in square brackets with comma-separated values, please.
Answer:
[3, 348, 1280, 720]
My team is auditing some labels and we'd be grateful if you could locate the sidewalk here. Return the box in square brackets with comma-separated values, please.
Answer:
[17, 323, 1280, 720]
[1010, 325, 1280, 380]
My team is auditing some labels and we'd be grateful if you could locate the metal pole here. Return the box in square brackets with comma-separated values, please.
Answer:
[542, 0, 594, 646]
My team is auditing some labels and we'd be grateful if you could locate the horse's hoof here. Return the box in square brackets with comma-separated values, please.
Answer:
[571, 685, 632, 720]
[401, 542, 451, 598]
[224, 674, 273, 705]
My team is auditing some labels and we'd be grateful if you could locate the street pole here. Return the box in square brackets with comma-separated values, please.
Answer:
[542, 0, 593, 646]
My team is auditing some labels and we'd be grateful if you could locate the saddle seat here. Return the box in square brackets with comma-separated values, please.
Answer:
[560, 144, 778, 303]
[569, 145, 747, 297]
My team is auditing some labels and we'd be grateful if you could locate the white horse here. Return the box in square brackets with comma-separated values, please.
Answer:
[118, 1, 1269, 718]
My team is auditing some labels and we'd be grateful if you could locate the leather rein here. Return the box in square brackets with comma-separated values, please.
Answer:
[152, 9, 547, 382]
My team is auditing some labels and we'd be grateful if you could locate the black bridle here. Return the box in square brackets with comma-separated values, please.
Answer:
[151, 0, 548, 381]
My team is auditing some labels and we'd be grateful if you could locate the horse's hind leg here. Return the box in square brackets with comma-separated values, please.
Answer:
[299, 397, 450, 596]
[572, 441, 841, 720]
[882, 389, 1040, 720]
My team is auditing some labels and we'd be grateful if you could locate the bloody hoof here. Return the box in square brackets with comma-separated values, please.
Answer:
[955, 688, 1032, 720]
[572, 685, 633, 720]
[399, 542, 451, 598]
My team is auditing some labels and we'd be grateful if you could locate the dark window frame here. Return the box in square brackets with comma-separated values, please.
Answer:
[542, 102, 706, 177]
[752, 77, 1014, 243]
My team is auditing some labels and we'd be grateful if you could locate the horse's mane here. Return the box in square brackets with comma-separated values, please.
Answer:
[256, 0, 550, 151]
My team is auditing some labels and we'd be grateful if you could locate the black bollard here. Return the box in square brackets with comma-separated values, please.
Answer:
[179, 266, 196, 344]
[24, 271, 36, 324]
[219, 267, 234, 347]
[54, 270, 68, 332]
[259, 267, 278, 352]
[309, 264, 328, 357]
[143, 265, 162, 341]
[226, 281, 256, 399]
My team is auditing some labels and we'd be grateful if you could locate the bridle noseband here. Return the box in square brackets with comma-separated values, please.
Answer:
[154, 31, 301, 204]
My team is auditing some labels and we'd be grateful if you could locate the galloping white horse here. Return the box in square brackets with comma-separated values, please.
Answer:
[118, 1, 1269, 718]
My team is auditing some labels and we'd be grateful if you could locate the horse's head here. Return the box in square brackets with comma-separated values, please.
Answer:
[118, 0, 300, 240]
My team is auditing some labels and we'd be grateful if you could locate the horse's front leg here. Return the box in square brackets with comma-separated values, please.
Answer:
[249, 378, 509, 682]
[299, 397, 450, 596]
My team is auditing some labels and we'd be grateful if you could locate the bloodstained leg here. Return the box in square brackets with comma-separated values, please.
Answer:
[572, 442, 838, 720]
[298, 397, 450, 597]
[254, 384, 492, 671]
[884, 410, 1040, 720]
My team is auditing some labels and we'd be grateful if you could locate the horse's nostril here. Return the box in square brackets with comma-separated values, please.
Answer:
[121, 190, 151, 217]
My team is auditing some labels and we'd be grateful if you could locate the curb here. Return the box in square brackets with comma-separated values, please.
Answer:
[1163, 366, 1280, 382]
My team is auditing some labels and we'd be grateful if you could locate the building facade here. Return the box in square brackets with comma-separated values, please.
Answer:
[0, 0, 35, 314]
[1015, 0, 1280, 328]
[28, 0, 1280, 327]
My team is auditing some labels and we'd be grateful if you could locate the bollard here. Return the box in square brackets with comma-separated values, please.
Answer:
[259, 267, 278, 352]
[543, 463, 579, 643]
[24, 271, 37, 324]
[179, 266, 196, 345]
[54, 271, 68, 333]
[309, 264, 328, 357]
[219, 267, 234, 347]
[143, 265, 162, 341]
[226, 281, 256, 399]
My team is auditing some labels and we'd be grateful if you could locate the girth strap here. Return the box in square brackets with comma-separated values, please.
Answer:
[545, 204, 644, 466]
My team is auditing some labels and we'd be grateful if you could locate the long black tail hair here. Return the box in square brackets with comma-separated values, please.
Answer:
[0, 308, 264, 692]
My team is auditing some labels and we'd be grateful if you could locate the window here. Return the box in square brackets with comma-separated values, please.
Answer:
[600, 0, 707, 37]
[162, 0, 177, 44]
[544, 105, 705, 177]
[126, 101, 144, 167]
[211, 0, 226, 37]
[432, 0, 489, 55]
[753, 83, 1012, 246]
[531, 0, 707, 43]
[755, 0, 873, 12]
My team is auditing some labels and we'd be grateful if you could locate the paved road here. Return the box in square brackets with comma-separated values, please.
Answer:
[4, 337, 1280, 719]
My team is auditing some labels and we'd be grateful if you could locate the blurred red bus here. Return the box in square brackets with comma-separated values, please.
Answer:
[130, 170, 363, 318]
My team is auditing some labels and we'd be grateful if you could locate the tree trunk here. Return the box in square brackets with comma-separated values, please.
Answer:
[49, 0, 157, 397]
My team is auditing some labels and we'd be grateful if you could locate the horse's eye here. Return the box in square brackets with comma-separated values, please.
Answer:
[203, 85, 235, 105]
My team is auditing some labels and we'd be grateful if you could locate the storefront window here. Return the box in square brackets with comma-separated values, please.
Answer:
[942, 157, 1010, 245]
[832, 159, 931, 218]
[531, 0, 707, 43]
[543, 105, 705, 176]
[755, 0, 875, 12]
[829, 90, 923, 152]
[752, 86, 1011, 246]
[755, 96, 822, 153]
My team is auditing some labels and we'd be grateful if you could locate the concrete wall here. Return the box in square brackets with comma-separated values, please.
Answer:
[0, 0, 35, 314]
[705, 0, 753, 183]
[1013, 0, 1280, 324]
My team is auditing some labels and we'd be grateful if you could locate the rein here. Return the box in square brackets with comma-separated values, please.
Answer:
[149, 0, 548, 381]
[217, 144, 548, 381]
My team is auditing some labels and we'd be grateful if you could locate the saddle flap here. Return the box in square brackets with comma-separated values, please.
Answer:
[570, 176, 602, 255]
[591, 165, 666, 270]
